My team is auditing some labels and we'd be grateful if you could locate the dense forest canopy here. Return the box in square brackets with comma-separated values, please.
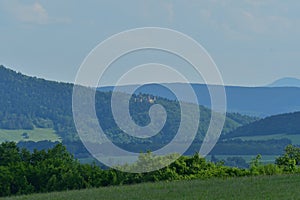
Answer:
[0, 65, 258, 156]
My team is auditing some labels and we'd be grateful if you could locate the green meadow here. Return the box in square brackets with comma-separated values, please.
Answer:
[0, 128, 61, 143]
[3, 174, 300, 200]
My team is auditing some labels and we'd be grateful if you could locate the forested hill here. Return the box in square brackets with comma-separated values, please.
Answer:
[0, 65, 256, 146]
[225, 111, 300, 138]
[0, 66, 73, 130]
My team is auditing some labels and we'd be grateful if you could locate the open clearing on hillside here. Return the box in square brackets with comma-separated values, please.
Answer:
[3, 174, 300, 200]
[0, 128, 61, 143]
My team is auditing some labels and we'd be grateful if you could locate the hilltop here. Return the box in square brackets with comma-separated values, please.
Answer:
[267, 77, 300, 88]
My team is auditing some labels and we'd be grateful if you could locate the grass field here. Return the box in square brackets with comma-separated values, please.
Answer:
[0, 128, 61, 143]
[2, 174, 300, 200]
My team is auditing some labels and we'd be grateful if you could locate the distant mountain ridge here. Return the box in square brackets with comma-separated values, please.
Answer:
[267, 77, 300, 88]
[98, 83, 300, 117]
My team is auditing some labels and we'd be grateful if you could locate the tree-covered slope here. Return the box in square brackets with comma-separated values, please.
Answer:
[225, 111, 300, 138]
[0, 66, 73, 129]
[0, 65, 258, 155]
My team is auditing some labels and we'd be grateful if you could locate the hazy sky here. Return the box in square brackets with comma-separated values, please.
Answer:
[0, 0, 300, 86]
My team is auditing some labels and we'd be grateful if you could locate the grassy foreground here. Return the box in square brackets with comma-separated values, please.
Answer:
[2, 174, 300, 200]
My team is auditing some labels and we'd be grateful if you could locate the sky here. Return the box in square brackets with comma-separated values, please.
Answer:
[0, 0, 300, 86]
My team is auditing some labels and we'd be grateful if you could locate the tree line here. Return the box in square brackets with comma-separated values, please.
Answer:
[0, 142, 300, 197]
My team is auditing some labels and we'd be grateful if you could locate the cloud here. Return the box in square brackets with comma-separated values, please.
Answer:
[187, 0, 299, 39]
[2, 0, 70, 25]
[238, 9, 294, 36]
[163, 2, 174, 23]
[16, 2, 49, 24]
[138, 0, 175, 24]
